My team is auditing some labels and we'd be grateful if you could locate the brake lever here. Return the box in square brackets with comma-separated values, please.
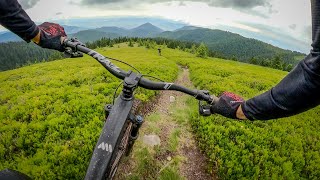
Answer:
[64, 48, 84, 58]
[63, 38, 85, 58]
[199, 100, 212, 116]
[197, 90, 219, 116]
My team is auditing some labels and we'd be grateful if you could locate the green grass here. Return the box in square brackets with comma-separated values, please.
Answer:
[0, 46, 177, 179]
[161, 48, 320, 180]
[1, 45, 320, 179]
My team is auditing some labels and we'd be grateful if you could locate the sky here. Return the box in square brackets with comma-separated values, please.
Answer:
[1, 0, 313, 53]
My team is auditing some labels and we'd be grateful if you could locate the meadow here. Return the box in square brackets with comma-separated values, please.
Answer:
[1, 44, 319, 179]
[0, 45, 178, 179]
[162, 49, 320, 179]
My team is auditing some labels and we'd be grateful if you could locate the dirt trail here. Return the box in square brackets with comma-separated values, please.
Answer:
[116, 67, 215, 179]
[164, 68, 213, 180]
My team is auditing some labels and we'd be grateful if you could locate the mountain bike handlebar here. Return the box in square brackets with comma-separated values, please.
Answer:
[63, 38, 218, 179]
[63, 38, 217, 104]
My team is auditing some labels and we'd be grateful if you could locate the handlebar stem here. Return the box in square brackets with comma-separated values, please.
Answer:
[122, 71, 142, 100]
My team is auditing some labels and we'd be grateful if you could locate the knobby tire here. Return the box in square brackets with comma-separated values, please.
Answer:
[105, 100, 141, 180]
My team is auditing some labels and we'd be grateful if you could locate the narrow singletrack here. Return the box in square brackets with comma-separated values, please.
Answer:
[115, 67, 215, 179]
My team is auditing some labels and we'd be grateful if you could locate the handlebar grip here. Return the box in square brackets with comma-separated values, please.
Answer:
[211, 95, 219, 105]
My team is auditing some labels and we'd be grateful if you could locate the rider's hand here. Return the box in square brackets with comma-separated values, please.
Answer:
[211, 92, 247, 120]
[33, 22, 67, 52]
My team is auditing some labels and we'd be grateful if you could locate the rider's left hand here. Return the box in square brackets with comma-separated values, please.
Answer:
[33, 22, 67, 52]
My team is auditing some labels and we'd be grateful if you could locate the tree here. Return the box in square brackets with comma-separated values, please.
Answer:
[128, 40, 134, 47]
[249, 57, 258, 64]
[137, 39, 143, 47]
[272, 56, 282, 70]
[191, 44, 197, 54]
[196, 43, 209, 58]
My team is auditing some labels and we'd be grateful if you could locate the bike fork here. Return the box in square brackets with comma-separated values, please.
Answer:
[126, 114, 144, 155]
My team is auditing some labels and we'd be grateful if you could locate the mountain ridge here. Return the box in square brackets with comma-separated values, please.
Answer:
[0, 23, 305, 65]
[157, 27, 305, 63]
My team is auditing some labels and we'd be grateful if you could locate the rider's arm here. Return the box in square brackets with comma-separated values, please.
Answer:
[0, 0, 39, 42]
[0, 0, 67, 51]
[240, 0, 320, 120]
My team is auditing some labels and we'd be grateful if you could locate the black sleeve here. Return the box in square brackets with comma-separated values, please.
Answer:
[0, 0, 39, 42]
[242, 0, 320, 120]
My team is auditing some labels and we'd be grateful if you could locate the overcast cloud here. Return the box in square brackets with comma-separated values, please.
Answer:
[80, 0, 271, 10]
[0, 0, 312, 53]
[17, 0, 40, 9]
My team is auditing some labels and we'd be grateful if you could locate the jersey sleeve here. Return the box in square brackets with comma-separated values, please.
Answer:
[242, 0, 320, 120]
[0, 0, 39, 42]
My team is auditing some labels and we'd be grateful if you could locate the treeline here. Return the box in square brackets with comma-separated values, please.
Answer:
[0, 42, 63, 72]
[1, 36, 300, 72]
[159, 28, 305, 65]
[86, 37, 296, 71]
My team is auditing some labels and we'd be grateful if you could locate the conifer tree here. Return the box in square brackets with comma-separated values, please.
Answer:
[196, 42, 209, 58]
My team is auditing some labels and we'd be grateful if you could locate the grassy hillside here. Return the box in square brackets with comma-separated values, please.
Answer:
[1, 45, 319, 179]
[161, 49, 320, 179]
[158, 28, 305, 64]
[0, 45, 178, 179]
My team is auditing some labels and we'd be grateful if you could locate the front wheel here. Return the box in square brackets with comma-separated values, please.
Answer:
[104, 100, 141, 179]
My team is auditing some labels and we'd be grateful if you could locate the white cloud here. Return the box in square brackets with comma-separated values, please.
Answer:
[18, 0, 40, 9]
[3, 0, 313, 52]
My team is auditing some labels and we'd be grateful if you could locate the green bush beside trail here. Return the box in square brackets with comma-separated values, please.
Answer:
[1, 45, 319, 179]
[162, 48, 320, 180]
[0, 46, 177, 179]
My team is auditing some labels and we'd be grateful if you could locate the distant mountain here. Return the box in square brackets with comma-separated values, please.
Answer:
[0, 21, 304, 65]
[63, 25, 88, 35]
[55, 16, 186, 31]
[95, 26, 129, 35]
[174, 26, 200, 31]
[68, 23, 304, 63]
[72, 22, 164, 42]
[129, 23, 164, 37]
[96, 23, 164, 37]
[70, 30, 120, 42]
[157, 27, 305, 63]
[0, 32, 22, 43]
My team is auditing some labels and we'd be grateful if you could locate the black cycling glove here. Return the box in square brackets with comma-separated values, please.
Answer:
[211, 92, 245, 119]
[37, 22, 67, 52]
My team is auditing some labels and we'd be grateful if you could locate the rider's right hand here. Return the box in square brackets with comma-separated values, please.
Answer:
[33, 22, 67, 52]
[210, 92, 247, 120]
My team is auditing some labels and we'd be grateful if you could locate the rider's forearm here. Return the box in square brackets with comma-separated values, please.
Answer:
[0, 0, 39, 42]
[242, 55, 320, 120]
[241, 0, 320, 120]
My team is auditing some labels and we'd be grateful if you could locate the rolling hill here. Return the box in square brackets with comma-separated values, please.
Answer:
[70, 23, 164, 42]
[0, 22, 305, 67]
[129, 22, 164, 37]
[68, 23, 305, 64]
[70, 30, 120, 43]
[95, 26, 129, 35]
[157, 27, 305, 63]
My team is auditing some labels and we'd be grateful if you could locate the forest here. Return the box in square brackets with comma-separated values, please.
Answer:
[1, 35, 303, 72]
[0, 42, 63, 72]
[158, 28, 305, 64]
[86, 37, 298, 71]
